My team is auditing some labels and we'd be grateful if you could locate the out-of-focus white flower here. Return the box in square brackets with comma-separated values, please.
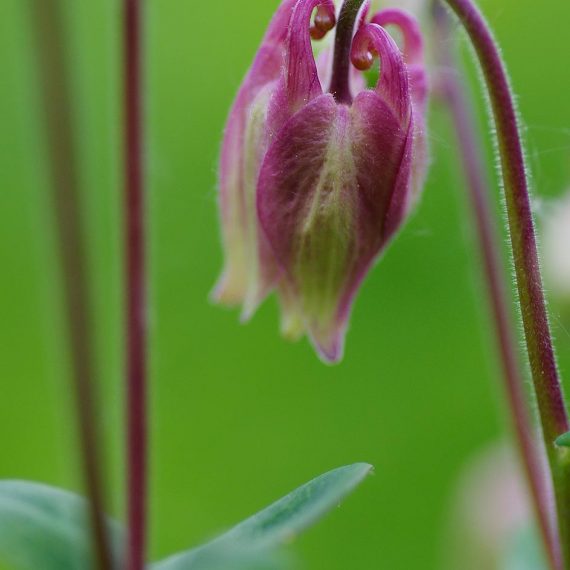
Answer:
[443, 443, 532, 570]
[543, 191, 570, 300]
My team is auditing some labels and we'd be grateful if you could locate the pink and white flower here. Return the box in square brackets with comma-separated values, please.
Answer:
[213, 0, 429, 362]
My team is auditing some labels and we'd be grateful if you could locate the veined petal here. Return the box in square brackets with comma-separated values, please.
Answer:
[367, 11, 429, 202]
[214, 83, 281, 313]
[238, 85, 281, 320]
[214, 0, 299, 310]
[284, 0, 336, 112]
[258, 87, 409, 362]
[370, 9, 428, 111]
[266, 0, 337, 159]
[258, 95, 356, 361]
[351, 23, 411, 122]
[382, 113, 415, 237]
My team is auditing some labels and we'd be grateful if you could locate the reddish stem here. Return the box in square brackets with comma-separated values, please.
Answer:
[328, 0, 367, 103]
[440, 0, 570, 566]
[30, 1, 112, 568]
[441, 0, 568, 442]
[123, 1, 147, 569]
[433, 6, 558, 567]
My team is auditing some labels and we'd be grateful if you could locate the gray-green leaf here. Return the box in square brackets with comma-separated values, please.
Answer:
[153, 463, 373, 570]
[0, 480, 122, 570]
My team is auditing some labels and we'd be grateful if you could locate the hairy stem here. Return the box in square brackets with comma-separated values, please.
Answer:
[432, 5, 558, 567]
[328, 0, 367, 103]
[439, 0, 570, 566]
[30, 1, 112, 568]
[123, 1, 148, 569]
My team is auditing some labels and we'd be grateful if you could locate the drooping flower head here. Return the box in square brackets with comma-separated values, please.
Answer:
[213, 0, 428, 362]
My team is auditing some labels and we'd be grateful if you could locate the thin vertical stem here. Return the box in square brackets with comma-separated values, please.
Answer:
[432, 6, 558, 567]
[439, 0, 570, 567]
[123, 1, 147, 569]
[29, 1, 112, 569]
[328, 0, 367, 103]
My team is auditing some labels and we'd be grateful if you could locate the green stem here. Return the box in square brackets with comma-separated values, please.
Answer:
[439, 0, 570, 567]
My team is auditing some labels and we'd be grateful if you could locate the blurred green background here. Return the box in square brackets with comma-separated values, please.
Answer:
[1, 0, 569, 568]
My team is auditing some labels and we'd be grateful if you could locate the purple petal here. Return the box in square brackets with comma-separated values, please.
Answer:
[369, 10, 430, 202]
[258, 85, 409, 362]
[265, 0, 337, 159]
[370, 9, 428, 112]
[283, 0, 336, 111]
[214, 0, 299, 312]
[351, 23, 411, 122]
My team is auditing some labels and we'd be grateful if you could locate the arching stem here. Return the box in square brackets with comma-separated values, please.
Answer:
[328, 0, 367, 103]
[432, 5, 558, 567]
[439, 0, 570, 567]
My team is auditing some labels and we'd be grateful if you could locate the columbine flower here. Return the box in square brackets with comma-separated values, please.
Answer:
[213, 0, 428, 362]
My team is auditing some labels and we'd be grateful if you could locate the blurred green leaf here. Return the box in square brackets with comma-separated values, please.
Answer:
[0, 480, 122, 570]
[153, 463, 373, 570]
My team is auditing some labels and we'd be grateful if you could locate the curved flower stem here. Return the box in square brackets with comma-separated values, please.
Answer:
[30, 2, 113, 569]
[329, 0, 367, 103]
[439, 0, 570, 566]
[123, 1, 148, 569]
[432, 6, 558, 567]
